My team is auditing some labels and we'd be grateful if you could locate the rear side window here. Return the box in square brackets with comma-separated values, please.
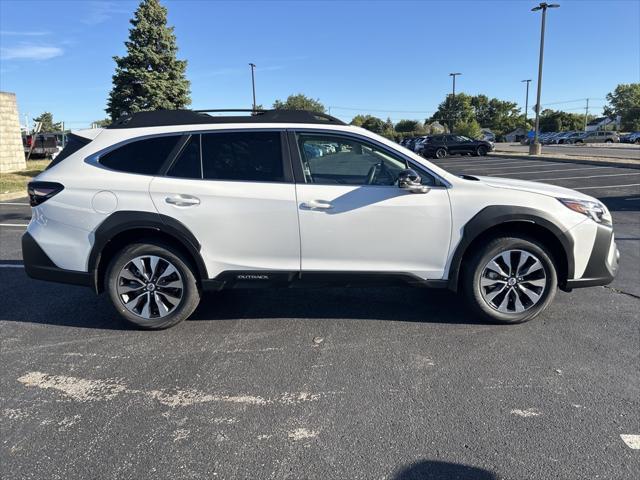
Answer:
[46, 134, 90, 170]
[100, 136, 180, 175]
[201, 131, 284, 182]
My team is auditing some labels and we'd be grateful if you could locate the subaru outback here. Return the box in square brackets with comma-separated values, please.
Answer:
[23, 109, 619, 329]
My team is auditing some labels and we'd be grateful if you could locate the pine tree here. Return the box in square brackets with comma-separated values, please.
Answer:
[106, 0, 190, 120]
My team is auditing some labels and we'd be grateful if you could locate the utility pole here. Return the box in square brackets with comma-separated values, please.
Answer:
[522, 79, 532, 124]
[249, 63, 257, 113]
[584, 98, 589, 131]
[530, 2, 560, 155]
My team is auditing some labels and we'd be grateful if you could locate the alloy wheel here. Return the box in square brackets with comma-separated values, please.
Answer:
[117, 255, 184, 319]
[479, 249, 547, 314]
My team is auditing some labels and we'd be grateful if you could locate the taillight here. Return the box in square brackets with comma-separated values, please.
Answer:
[27, 181, 64, 207]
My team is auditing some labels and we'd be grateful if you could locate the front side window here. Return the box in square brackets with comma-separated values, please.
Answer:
[296, 133, 436, 186]
[100, 136, 180, 175]
[201, 131, 284, 182]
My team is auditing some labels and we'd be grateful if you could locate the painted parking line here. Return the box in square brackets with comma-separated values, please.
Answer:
[575, 183, 640, 191]
[435, 156, 540, 164]
[462, 162, 609, 172]
[0, 264, 24, 268]
[483, 166, 614, 176]
[529, 172, 640, 182]
[0, 202, 29, 206]
[620, 434, 640, 449]
[436, 160, 544, 169]
[0, 223, 28, 227]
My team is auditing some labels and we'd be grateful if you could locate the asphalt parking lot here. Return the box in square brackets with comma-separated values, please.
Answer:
[1, 156, 639, 479]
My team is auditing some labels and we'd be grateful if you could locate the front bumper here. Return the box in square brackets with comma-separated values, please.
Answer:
[22, 232, 91, 287]
[563, 223, 619, 290]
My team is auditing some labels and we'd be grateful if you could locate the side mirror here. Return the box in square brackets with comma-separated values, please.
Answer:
[398, 168, 430, 194]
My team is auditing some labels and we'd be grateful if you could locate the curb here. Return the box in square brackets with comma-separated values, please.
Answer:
[489, 152, 640, 169]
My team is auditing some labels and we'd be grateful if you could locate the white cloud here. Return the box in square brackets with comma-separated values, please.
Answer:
[0, 45, 63, 60]
[82, 1, 132, 25]
[0, 31, 50, 36]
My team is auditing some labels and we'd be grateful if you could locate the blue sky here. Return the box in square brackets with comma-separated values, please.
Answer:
[1, 0, 638, 128]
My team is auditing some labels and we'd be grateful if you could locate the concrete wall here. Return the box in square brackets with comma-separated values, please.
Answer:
[0, 91, 26, 173]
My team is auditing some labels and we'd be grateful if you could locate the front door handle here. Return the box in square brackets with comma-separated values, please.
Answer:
[301, 200, 333, 210]
[165, 194, 200, 207]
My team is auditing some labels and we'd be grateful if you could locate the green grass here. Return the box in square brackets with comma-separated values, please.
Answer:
[0, 159, 51, 195]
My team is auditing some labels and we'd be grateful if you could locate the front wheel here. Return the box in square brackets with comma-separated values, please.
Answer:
[106, 242, 201, 329]
[463, 236, 558, 324]
[477, 145, 488, 156]
[605, 139, 613, 143]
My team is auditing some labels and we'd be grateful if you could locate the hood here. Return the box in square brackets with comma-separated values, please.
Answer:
[473, 175, 595, 201]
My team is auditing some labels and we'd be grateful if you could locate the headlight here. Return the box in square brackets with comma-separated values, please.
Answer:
[558, 198, 611, 225]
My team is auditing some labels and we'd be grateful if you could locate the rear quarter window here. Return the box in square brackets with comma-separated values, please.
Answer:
[46, 134, 90, 170]
[100, 136, 180, 175]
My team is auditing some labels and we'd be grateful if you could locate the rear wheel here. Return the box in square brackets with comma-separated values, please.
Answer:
[463, 236, 558, 324]
[106, 242, 200, 329]
[435, 147, 447, 159]
[605, 139, 613, 143]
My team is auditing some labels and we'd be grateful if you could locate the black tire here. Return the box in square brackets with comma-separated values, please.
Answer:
[477, 145, 488, 156]
[462, 236, 558, 324]
[106, 241, 201, 329]
[435, 147, 447, 159]
[575, 140, 584, 145]
[605, 139, 613, 143]
[635, 138, 640, 145]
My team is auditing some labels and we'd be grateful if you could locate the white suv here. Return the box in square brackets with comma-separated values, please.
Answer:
[23, 109, 619, 329]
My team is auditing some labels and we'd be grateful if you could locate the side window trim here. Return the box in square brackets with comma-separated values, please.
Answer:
[289, 128, 449, 188]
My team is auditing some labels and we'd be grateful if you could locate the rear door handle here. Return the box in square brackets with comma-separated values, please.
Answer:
[301, 200, 333, 210]
[165, 194, 200, 207]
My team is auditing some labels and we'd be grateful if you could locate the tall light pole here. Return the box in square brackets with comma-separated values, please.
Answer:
[521, 79, 532, 125]
[249, 63, 257, 112]
[449, 72, 461, 131]
[449, 72, 461, 97]
[530, 2, 560, 155]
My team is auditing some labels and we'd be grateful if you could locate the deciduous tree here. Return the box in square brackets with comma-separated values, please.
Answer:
[604, 83, 640, 131]
[273, 94, 326, 113]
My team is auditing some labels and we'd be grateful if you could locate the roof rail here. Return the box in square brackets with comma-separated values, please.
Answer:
[108, 109, 346, 129]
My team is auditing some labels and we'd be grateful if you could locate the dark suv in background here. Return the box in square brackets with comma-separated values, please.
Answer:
[417, 134, 494, 159]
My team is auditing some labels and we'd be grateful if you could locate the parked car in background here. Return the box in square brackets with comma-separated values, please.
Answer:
[418, 134, 494, 158]
[563, 132, 587, 144]
[620, 132, 640, 144]
[482, 129, 496, 142]
[573, 131, 619, 144]
[23, 133, 59, 158]
[412, 136, 429, 152]
[550, 131, 575, 144]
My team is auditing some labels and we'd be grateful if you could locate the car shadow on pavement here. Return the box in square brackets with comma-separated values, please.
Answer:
[2, 271, 488, 329]
[190, 287, 489, 325]
[393, 460, 497, 480]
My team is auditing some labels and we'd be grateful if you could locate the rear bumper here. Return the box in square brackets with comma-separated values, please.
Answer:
[22, 232, 91, 287]
[563, 224, 619, 290]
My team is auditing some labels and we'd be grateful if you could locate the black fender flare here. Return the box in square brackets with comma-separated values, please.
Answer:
[88, 211, 208, 292]
[447, 205, 575, 291]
